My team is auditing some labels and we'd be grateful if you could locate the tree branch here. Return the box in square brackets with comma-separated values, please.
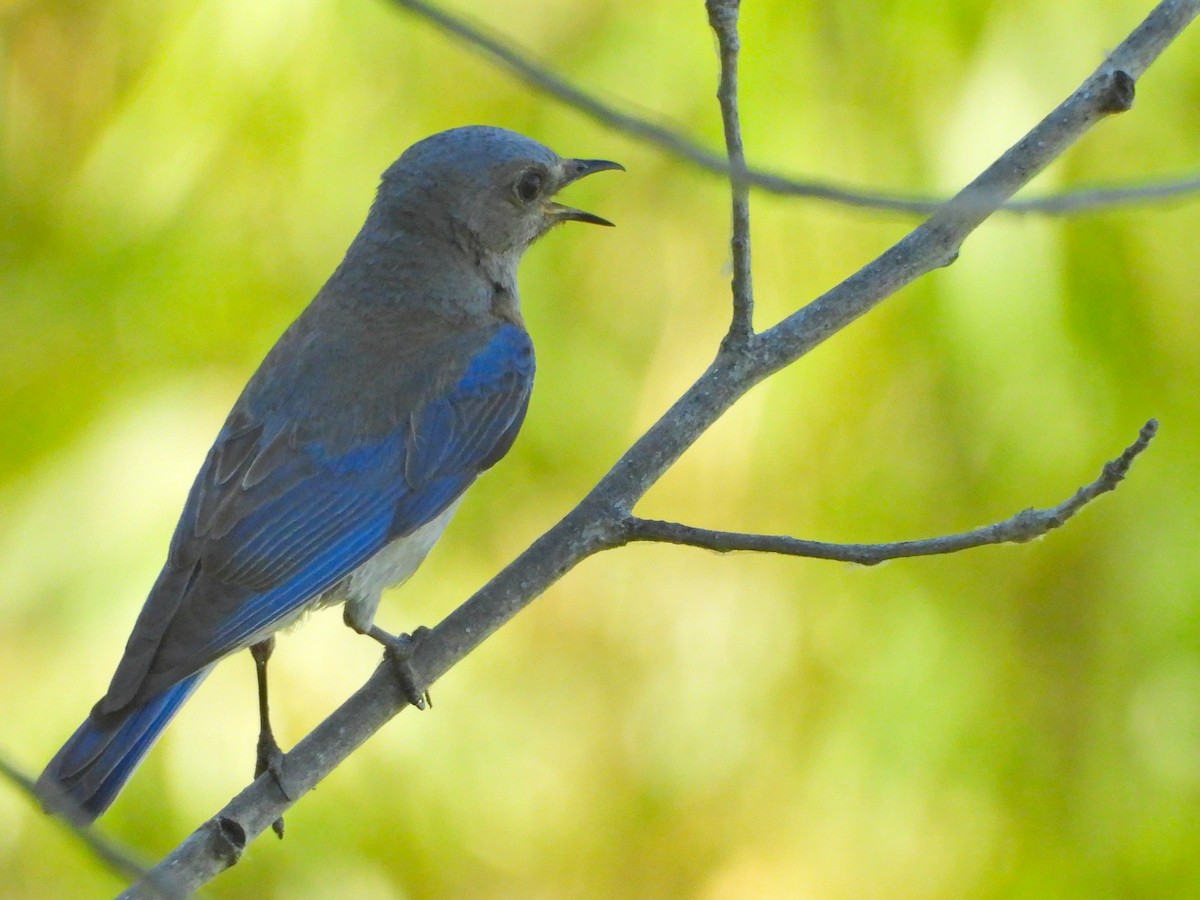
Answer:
[119, 1, 1195, 895]
[620, 419, 1158, 563]
[389, 0, 1200, 216]
[708, 0, 755, 346]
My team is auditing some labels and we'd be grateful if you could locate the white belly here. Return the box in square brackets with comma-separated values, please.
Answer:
[341, 499, 462, 630]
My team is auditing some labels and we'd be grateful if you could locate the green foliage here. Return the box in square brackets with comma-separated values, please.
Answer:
[2, 0, 1198, 896]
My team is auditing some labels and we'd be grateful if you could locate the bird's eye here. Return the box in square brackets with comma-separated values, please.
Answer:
[514, 169, 545, 203]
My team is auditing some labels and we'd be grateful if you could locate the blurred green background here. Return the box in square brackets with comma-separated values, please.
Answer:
[3, 0, 1199, 896]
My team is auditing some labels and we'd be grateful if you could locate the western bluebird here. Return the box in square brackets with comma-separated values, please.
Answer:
[36, 126, 621, 824]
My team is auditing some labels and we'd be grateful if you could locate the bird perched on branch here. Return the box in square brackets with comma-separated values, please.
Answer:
[36, 125, 622, 825]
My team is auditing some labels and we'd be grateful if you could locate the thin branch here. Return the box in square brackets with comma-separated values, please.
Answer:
[1005, 173, 1200, 211]
[621, 419, 1158, 563]
[0, 751, 183, 899]
[388, 0, 1200, 216]
[120, 2, 1196, 895]
[708, 0, 755, 346]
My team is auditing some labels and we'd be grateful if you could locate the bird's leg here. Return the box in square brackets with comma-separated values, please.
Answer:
[342, 607, 432, 710]
[250, 637, 287, 838]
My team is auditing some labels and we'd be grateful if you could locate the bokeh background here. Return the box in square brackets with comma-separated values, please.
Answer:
[3, 0, 1199, 896]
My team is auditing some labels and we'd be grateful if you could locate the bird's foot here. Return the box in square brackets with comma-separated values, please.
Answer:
[371, 625, 433, 710]
[255, 731, 289, 839]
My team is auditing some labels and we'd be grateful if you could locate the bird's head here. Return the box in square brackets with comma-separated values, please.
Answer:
[375, 126, 623, 259]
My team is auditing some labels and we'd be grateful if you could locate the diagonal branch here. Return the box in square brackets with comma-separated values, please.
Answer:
[118, 2, 1195, 895]
[389, 0, 1200, 216]
[620, 419, 1158, 563]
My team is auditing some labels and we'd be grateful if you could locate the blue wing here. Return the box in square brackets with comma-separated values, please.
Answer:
[99, 322, 534, 713]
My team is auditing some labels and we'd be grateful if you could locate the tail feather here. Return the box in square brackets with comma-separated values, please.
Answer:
[36, 668, 210, 823]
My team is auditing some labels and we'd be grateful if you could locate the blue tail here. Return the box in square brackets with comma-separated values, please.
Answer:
[36, 669, 210, 822]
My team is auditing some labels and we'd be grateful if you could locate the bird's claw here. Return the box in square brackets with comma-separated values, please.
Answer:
[255, 737, 288, 789]
[380, 626, 432, 710]
[255, 732, 289, 838]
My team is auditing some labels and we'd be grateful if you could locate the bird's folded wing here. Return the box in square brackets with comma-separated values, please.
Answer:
[100, 323, 534, 711]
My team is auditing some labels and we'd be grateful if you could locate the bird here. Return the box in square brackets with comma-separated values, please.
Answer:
[35, 125, 622, 826]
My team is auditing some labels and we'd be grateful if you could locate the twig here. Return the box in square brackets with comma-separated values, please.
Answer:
[621, 419, 1158, 562]
[388, 0, 1200, 216]
[1005, 174, 1200, 211]
[119, 1, 1195, 895]
[707, 0, 755, 346]
[0, 752, 183, 899]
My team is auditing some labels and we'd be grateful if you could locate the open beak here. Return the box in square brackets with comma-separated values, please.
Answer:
[549, 158, 624, 227]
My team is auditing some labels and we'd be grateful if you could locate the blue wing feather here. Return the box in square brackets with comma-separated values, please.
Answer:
[90, 322, 534, 714]
[405, 324, 534, 484]
[179, 323, 534, 666]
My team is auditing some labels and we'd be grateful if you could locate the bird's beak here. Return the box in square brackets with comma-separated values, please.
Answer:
[549, 158, 625, 227]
